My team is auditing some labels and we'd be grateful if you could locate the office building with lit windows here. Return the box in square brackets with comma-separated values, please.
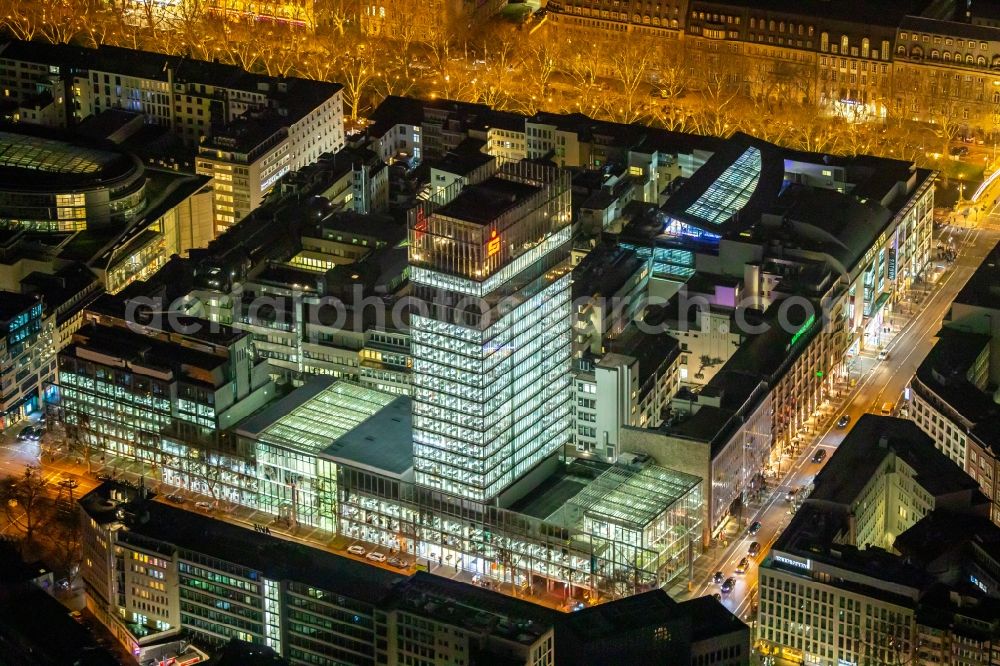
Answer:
[408, 159, 574, 504]
[756, 415, 996, 666]
[79, 480, 745, 665]
[0, 291, 46, 428]
[52, 296, 273, 463]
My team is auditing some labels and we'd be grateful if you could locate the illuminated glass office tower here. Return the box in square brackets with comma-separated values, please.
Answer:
[408, 161, 573, 503]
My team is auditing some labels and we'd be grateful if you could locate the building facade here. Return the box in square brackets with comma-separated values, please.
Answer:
[408, 159, 574, 504]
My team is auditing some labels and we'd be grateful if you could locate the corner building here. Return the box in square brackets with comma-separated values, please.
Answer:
[409, 159, 574, 504]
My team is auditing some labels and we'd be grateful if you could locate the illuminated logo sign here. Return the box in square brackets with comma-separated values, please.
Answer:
[414, 208, 427, 242]
[970, 574, 988, 594]
[774, 555, 811, 571]
[487, 229, 501, 257]
[788, 314, 817, 349]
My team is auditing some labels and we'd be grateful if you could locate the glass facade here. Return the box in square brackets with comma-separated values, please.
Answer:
[409, 161, 574, 502]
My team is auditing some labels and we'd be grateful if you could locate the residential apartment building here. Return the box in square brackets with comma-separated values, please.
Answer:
[0, 40, 344, 153]
[893, 16, 1000, 132]
[79, 480, 747, 665]
[757, 415, 997, 666]
[546, 0, 1000, 136]
[909, 239, 1000, 525]
[359, 0, 506, 45]
[547, 0, 688, 35]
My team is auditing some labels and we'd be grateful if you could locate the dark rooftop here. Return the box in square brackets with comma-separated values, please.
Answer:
[0, 289, 39, 325]
[953, 239, 1000, 311]
[772, 503, 930, 594]
[430, 149, 494, 178]
[557, 590, 679, 640]
[384, 572, 560, 646]
[80, 481, 405, 605]
[321, 395, 414, 477]
[893, 509, 1000, 570]
[67, 321, 229, 381]
[435, 176, 542, 225]
[810, 415, 980, 506]
[572, 242, 646, 299]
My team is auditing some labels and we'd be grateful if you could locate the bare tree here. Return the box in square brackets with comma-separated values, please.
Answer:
[0, 466, 49, 544]
[603, 36, 656, 124]
[337, 41, 379, 119]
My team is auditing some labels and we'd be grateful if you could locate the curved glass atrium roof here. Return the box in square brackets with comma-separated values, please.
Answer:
[684, 146, 762, 225]
[259, 382, 397, 454]
[0, 131, 119, 175]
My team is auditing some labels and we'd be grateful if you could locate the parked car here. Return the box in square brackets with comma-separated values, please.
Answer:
[712, 571, 725, 585]
[748, 521, 762, 536]
[194, 501, 213, 511]
[721, 577, 736, 594]
[387, 557, 408, 569]
[16, 425, 34, 442]
[736, 557, 750, 574]
[837, 415, 851, 428]
[366, 552, 387, 563]
[165, 494, 185, 504]
[748, 541, 761, 557]
[347, 545, 366, 556]
[812, 449, 828, 464]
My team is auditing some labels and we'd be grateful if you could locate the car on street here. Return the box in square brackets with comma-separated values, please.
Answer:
[712, 571, 724, 584]
[721, 577, 736, 594]
[387, 557, 407, 569]
[785, 488, 798, 502]
[16, 425, 33, 441]
[878, 349, 890, 361]
[736, 557, 750, 574]
[347, 545, 366, 556]
[812, 449, 828, 464]
[194, 501, 213, 511]
[837, 415, 851, 428]
[950, 145, 970, 157]
[713, 592, 723, 601]
[366, 552, 387, 563]
[165, 494, 185, 504]
[748, 541, 761, 557]
[880, 401, 894, 416]
[96, 473, 115, 482]
[748, 521, 762, 536]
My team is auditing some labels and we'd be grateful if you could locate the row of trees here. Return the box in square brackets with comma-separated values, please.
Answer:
[0, 0, 979, 179]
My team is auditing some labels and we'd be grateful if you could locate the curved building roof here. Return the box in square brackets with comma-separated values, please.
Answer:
[0, 129, 141, 192]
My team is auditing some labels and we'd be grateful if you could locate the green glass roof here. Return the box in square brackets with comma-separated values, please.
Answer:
[0, 131, 119, 175]
[259, 382, 397, 454]
[570, 464, 701, 529]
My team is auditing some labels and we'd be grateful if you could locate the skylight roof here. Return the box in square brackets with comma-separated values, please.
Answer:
[685, 146, 762, 225]
[259, 382, 396, 454]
